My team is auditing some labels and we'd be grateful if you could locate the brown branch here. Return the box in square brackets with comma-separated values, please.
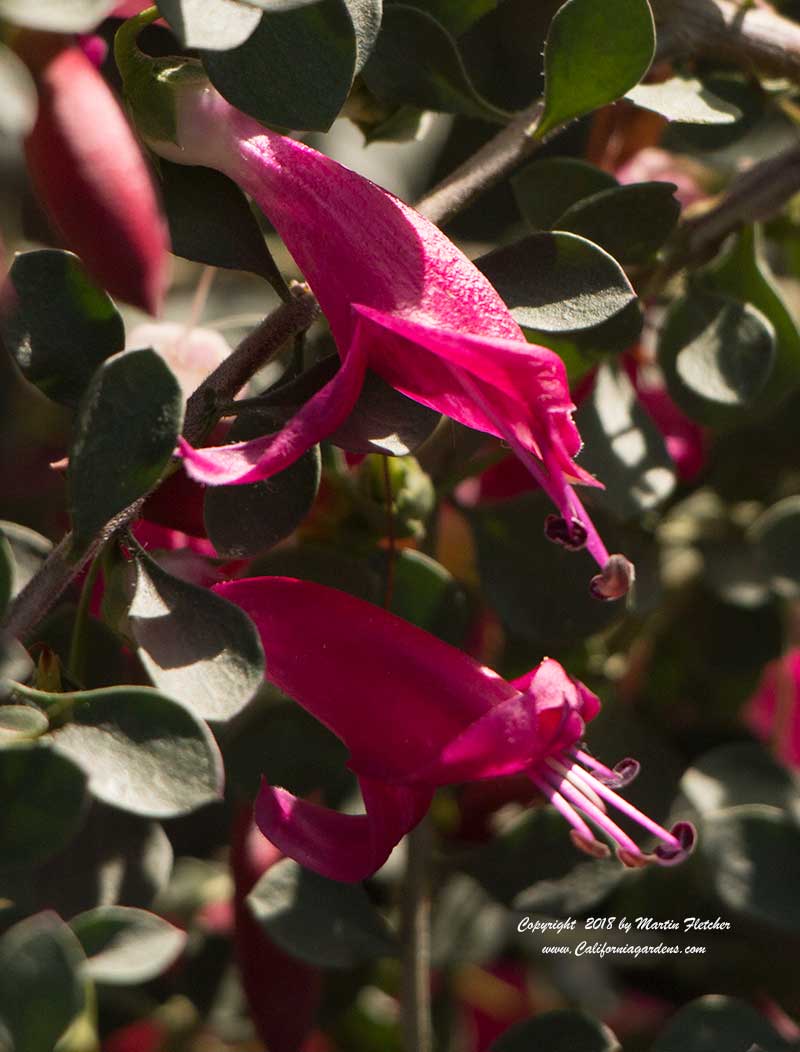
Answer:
[1, 286, 320, 644]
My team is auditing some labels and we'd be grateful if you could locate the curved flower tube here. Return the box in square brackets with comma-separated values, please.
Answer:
[117, 16, 631, 588]
[216, 576, 695, 882]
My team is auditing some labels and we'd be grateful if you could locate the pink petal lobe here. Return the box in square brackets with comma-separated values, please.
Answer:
[214, 577, 517, 778]
[179, 339, 368, 485]
[255, 778, 431, 882]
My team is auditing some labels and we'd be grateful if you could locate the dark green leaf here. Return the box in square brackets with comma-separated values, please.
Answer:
[203, 415, 321, 558]
[750, 496, 800, 599]
[574, 360, 675, 519]
[627, 76, 742, 124]
[0, 706, 48, 741]
[536, 0, 655, 139]
[704, 225, 800, 401]
[0, 743, 88, 868]
[0, 913, 86, 1052]
[489, 1009, 621, 1052]
[386, 549, 469, 643]
[362, 4, 507, 121]
[0, 521, 51, 600]
[701, 804, 800, 934]
[160, 161, 287, 293]
[670, 74, 764, 151]
[659, 291, 775, 425]
[556, 182, 680, 264]
[330, 369, 441, 455]
[20, 685, 225, 818]
[401, 0, 495, 35]
[0, 250, 124, 407]
[0, 635, 34, 702]
[430, 874, 507, 969]
[512, 157, 617, 232]
[71, 905, 186, 984]
[250, 543, 381, 603]
[0, 0, 115, 31]
[526, 299, 644, 382]
[68, 349, 184, 556]
[474, 231, 636, 333]
[652, 995, 789, 1052]
[679, 742, 800, 819]
[248, 857, 396, 967]
[0, 802, 173, 919]
[467, 494, 622, 648]
[0, 42, 36, 137]
[128, 543, 265, 716]
[158, 0, 262, 49]
[0, 533, 12, 619]
[203, 0, 381, 131]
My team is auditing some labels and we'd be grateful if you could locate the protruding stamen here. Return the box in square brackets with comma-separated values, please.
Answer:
[544, 514, 588, 551]
[655, 822, 696, 865]
[543, 770, 644, 859]
[571, 829, 612, 859]
[546, 756, 607, 811]
[530, 772, 602, 850]
[590, 553, 635, 601]
[572, 749, 640, 788]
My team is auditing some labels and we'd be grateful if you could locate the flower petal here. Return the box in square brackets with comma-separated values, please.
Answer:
[254, 776, 432, 881]
[214, 576, 517, 778]
[179, 335, 368, 485]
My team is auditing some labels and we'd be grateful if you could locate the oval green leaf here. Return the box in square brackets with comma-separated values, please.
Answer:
[651, 995, 789, 1052]
[203, 0, 381, 131]
[680, 742, 800, 820]
[512, 157, 617, 232]
[750, 496, 800, 599]
[627, 76, 742, 124]
[128, 543, 265, 718]
[361, 3, 507, 122]
[0, 912, 86, 1052]
[0, 250, 125, 408]
[0, 521, 52, 601]
[555, 181, 680, 264]
[248, 857, 396, 968]
[701, 804, 800, 934]
[0, 743, 88, 868]
[71, 905, 187, 984]
[68, 349, 184, 556]
[36, 685, 223, 818]
[474, 232, 636, 334]
[490, 1009, 621, 1052]
[659, 291, 776, 424]
[536, 0, 655, 140]
[158, 0, 262, 49]
[574, 360, 675, 519]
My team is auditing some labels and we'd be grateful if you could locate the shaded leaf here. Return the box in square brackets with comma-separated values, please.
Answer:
[248, 857, 396, 967]
[68, 349, 184, 556]
[330, 368, 441, 455]
[128, 543, 265, 718]
[701, 804, 800, 934]
[704, 225, 800, 402]
[362, 4, 507, 121]
[386, 548, 469, 644]
[0, 706, 48, 742]
[0, 0, 115, 31]
[0, 743, 88, 868]
[403, 0, 495, 35]
[0, 635, 34, 702]
[203, 0, 382, 131]
[160, 161, 287, 292]
[474, 232, 635, 333]
[0, 521, 51, 600]
[0, 913, 86, 1052]
[652, 995, 789, 1052]
[0, 533, 12, 618]
[158, 0, 262, 49]
[0, 42, 37, 138]
[536, 0, 655, 139]
[659, 291, 775, 425]
[679, 742, 800, 822]
[71, 905, 186, 984]
[203, 414, 321, 558]
[555, 181, 680, 264]
[574, 360, 675, 519]
[430, 874, 507, 968]
[671, 74, 764, 151]
[13, 684, 225, 818]
[490, 1009, 621, 1051]
[750, 496, 800, 600]
[0, 250, 124, 407]
[627, 76, 742, 124]
[512, 157, 617, 232]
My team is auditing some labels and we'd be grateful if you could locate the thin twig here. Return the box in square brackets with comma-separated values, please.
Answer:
[1, 286, 320, 643]
[401, 817, 433, 1052]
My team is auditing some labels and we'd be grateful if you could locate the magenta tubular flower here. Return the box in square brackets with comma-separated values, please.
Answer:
[130, 63, 628, 583]
[22, 36, 169, 314]
[215, 576, 695, 881]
